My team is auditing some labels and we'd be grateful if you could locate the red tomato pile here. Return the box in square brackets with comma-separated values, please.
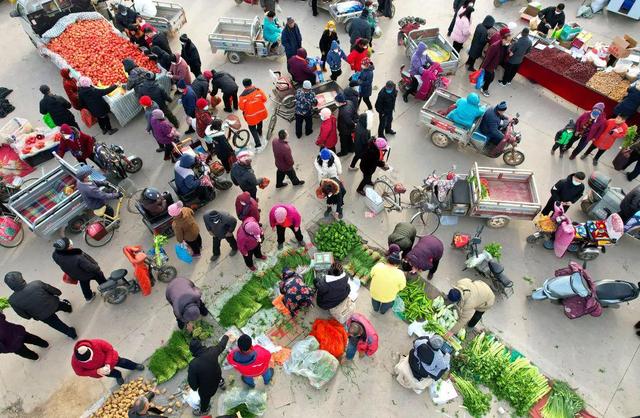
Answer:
[47, 19, 160, 85]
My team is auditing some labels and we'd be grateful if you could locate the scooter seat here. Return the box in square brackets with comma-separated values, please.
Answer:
[488, 261, 513, 287]
[595, 281, 639, 301]
[109, 269, 128, 281]
[98, 279, 118, 292]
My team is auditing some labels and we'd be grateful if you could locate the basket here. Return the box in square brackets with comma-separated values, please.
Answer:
[225, 114, 242, 130]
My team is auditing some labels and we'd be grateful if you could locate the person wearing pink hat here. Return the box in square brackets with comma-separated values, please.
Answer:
[236, 217, 266, 271]
[169, 201, 202, 257]
[356, 138, 389, 196]
[269, 204, 304, 250]
[316, 108, 338, 152]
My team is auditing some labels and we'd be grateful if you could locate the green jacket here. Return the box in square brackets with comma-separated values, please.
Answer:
[387, 222, 417, 252]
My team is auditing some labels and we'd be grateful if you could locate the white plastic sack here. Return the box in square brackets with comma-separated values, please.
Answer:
[283, 337, 338, 388]
[218, 387, 268, 416]
[590, 0, 608, 13]
[184, 389, 200, 409]
[284, 336, 319, 374]
[348, 277, 361, 301]
[407, 320, 429, 337]
[429, 379, 458, 405]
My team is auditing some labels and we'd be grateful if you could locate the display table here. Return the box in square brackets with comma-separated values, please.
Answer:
[518, 56, 640, 125]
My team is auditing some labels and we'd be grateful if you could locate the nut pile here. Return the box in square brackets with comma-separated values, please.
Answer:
[586, 71, 625, 97]
[608, 80, 631, 102]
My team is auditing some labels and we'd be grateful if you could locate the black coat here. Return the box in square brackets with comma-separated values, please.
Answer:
[181, 40, 201, 72]
[613, 85, 640, 119]
[344, 86, 360, 104]
[151, 46, 173, 72]
[348, 15, 373, 45]
[203, 210, 237, 238]
[620, 185, 640, 222]
[468, 16, 495, 59]
[6, 278, 61, 321]
[192, 76, 210, 99]
[210, 72, 238, 95]
[360, 142, 385, 174]
[537, 7, 565, 34]
[319, 29, 339, 54]
[78, 85, 117, 117]
[354, 126, 371, 156]
[52, 248, 104, 282]
[337, 100, 358, 136]
[151, 32, 172, 56]
[375, 88, 397, 115]
[187, 336, 228, 395]
[39, 94, 75, 126]
[314, 272, 350, 310]
[550, 175, 584, 204]
[136, 79, 172, 107]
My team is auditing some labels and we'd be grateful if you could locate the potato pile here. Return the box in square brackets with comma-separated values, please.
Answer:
[90, 378, 180, 418]
[586, 71, 625, 97]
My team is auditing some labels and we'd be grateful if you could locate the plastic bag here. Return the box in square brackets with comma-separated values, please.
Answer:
[81, 108, 97, 128]
[283, 336, 338, 388]
[42, 113, 56, 129]
[284, 336, 319, 373]
[392, 296, 405, 320]
[475, 69, 485, 90]
[218, 387, 267, 416]
[184, 389, 200, 409]
[429, 379, 458, 405]
[175, 243, 193, 264]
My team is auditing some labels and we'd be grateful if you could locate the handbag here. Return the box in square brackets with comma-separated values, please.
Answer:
[62, 273, 78, 285]
[42, 113, 56, 128]
[81, 108, 97, 128]
[175, 242, 193, 264]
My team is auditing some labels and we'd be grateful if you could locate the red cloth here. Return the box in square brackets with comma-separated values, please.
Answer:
[347, 48, 368, 72]
[316, 116, 338, 149]
[195, 108, 212, 139]
[56, 127, 95, 162]
[310, 318, 348, 358]
[235, 191, 260, 222]
[71, 339, 119, 378]
[268, 204, 301, 229]
[227, 346, 271, 377]
[61, 69, 81, 110]
[575, 111, 606, 143]
[593, 119, 628, 150]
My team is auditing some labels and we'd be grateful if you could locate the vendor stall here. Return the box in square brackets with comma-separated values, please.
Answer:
[0, 117, 59, 167]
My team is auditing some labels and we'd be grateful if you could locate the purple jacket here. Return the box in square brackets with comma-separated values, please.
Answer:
[288, 49, 315, 84]
[150, 117, 177, 145]
[410, 42, 430, 76]
[481, 40, 505, 72]
[406, 235, 444, 271]
[269, 204, 302, 229]
[165, 277, 202, 322]
[272, 137, 295, 171]
[236, 217, 263, 255]
[0, 313, 27, 354]
[575, 111, 606, 142]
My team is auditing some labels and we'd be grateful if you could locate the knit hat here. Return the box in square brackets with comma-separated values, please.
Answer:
[139, 96, 152, 107]
[319, 148, 332, 160]
[335, 93, 346, 103]
[237, 150, 253, 163]
[428, 335, 444, 350]
[238, 334, 252, 351]
[447, 288, 462, 302]
[60, 124, 73, 135]
[151, 108, 165, 119]
[499, 27, 511, 38]
[320, 108, 331, 121]
[182, 303, 201, 322]
[168, 201, 184, 217]
[496, 101, 507, 111]
[302, 80, 312, 90]
[286, 16, 295, 24]
[374, 137, 388, 150]
[53, 237, 71, 250]
[39, 85, 50, 95]
[387, 243, 402, 264]
[203, 70, 213, 80]
[244, 220, 261, 238]
[325, 20, 336, 30]
[176, 79, 186, 89]
[75, 165, 93, 179]
[274, 206, 287, 224]
[592, 102, 605, 112]
[75, 345, 93, 362]
[196, 98, 208, 109]
[78, 76, 92, 88]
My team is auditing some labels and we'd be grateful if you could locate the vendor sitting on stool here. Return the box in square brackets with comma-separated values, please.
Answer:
[279, 268, 315, 317]
[140, 187, 172, 218]
[75, 165, 121, 218]
[343, 313, 378, 362]
[174, 154, 213, 202]
[227, 334, 274, 388]
[393, 335, 451, 394]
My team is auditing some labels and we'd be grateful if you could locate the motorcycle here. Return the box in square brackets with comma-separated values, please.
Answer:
[398, 64, 448, 101]
[97, 268, 149, 305]
[451, 225, 513, 297]
[93, 142, 143, 180]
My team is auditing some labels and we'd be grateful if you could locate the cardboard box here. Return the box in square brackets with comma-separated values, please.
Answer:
[609, 34, 638, 59]
[520, 4, 540, 21]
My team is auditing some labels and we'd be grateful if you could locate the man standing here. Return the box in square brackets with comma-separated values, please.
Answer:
[0, 313, 49, 361]
[445, 278, 495, 337]
[281, 17, 303, 60]
[537, 3, 565, 36]
[230, 151, 264, 199]
[499, 28, 532, 86]
[188, 334, 234, 416]
[374, 81, 397, 138]
[295, 80, 317, 139]
[39, 85, 79, 128]
[176, 80, 196, 134]
[179, 34, 202, 77]
[336, 93, 358, 156]
[238, 79, 268, 149]
[347, 9, 373, 47]
[203, 210, 238, 262]
[210, 70, 239, 112]
[51, 238, 106, 303]
[4, 271, 77, 339]
[165, 277, 209, 329]
[136, 72, 179, 128]
[272, 129, 305, 188]
[71, 339, 144, 385]
[540, 172, 585, 216]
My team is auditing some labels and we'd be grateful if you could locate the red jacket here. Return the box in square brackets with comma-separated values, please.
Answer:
[56, 127, 95, 163]
[316, 115, 338, 149]
[272, 137, 295, 171]
[481, 40, 505, 72]
[195, 108, 212, 139]
[235, 191, 260, 222]
[61, 69, 81, 110]
[593, 119, 628, 150]
[347, 48, 368, 72]
[71, 339, 119, 378]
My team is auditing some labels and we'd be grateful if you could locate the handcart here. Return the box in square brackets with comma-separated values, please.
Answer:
[141, 1, 187, 36]
[402, 27, 459, 75]
[208, 16, 284, 64]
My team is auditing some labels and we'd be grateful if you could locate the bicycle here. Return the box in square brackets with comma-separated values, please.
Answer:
[83, 184, 127, 247]
[0, 205, 24, 248]
[213, 115, 250, 149]
[372, 175, 441, 236]
[0, 175, 38, 204]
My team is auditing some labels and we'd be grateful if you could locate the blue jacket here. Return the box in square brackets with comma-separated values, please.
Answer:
[181, 86, 197, 118]
[447, 93, 485, 129]
[174, 155, 200, 195]
[263, 17, 282, 43]
[77, 180, 118, 210]
[358, 67, 374, 98]
[478, 107, 507, 145]
[326, 40, 347, 72]
[281, 24, 303, 59]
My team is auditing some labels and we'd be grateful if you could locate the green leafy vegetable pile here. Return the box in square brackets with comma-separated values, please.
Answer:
[191, 320, 214, 341]
[541, 381, 585, 418]
[454, 333, 550, 416]
[344, 244, 384, 284]
[452, 373, 492, 418]
[0, 297, 10, 312]
[483, 242, 502, 261]
[397, 280, 433, 322]
[227, 404, 257, 418]
[148, 331, 192, 383]
[313, 221, 362, 260]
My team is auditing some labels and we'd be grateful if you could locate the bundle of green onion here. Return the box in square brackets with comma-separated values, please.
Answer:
[541, 381, 585, 418]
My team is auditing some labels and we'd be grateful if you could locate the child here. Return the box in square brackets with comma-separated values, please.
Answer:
[227, 334, 274, 388]
[551, 119, 575, 157]
[343, 313, 378, 361]
[326, 40, 348, 81]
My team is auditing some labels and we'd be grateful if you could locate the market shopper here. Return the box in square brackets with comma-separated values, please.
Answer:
[51, 237, 106, 303]
[618, 185, 640, 224]
[613, 82, 640, 120]
[347, 9, 373, 47]
[235, 191, 261, 222]
[288, 48, 316, 86]
[204, 119, 235, 172]
[165, 277, 209, 329]
[228, 334, 274, 388]
[39, 84, 79, 129]
[139, 96, 159, 136]
[369, 244, 406, 314]
[466, 15, 495, 71]
[56, 124, 96, 165]
[71, 339, 144, 385]
[176, 80, 196, 134]
[260, 0, 279, 14]
[393, 335, 451, 394]
[319, 177, 347, 219]
[203, 210, 238, 262]
[319, 21, 338, 71]
[375, 81, 398, 138]
[194, 98, 212, 139]
[236, 217, 267, 271]
[479, 31, 510, 97]
[4, 272, 76, 339]
[314, 147, 342, 180]
[150, 46, 173, 72]
[357, 58, 375, 111]
[344, 313, 378, 361]
[231, 151, 264, 199]
[128, 393, 167, 418]
[580, 116, 629, 166]
[77, 77, 118, 135]
[316, 108, 338, 152]
[447, 0, 473, 37]
[295, 80, 318, 139]
[550, 120, 576, 157]
[279, 268, 315, 317]
[537, 3, 566, 36]
[123, 59, 147, 92]
[59, 69, 80, 110]
[169, 201, 203, 258]
[618, 138, 640, 181]
[150, 109, 179, 161]
[336, 93, 358, 156]
[270, 204, 304, 249]
[405, 235, 444, 280]
[450, 6, 474, 53]
[114, 4, 137, 31]
[145, 27, 172, 55]
[347, 38, 370, 73]
[446, 92, 485, 129]
[169, 53, 192, 87]
[0, 312, 48, 361]
[567, 103, 607, 160]
[75, 165, 121, 218]
[446, 278, 496, 335]
[326, 40, 348, 81]
[387, 222, 417, 258]
[282, 17, 303, 60]
[239, 78, 268, 149]
[356, 137, 389, 196]
[137, 72, 179, 128]
[188, 334, 233, 416]
[273, 129, 305, 188]
[179, 34, 202, 77]
[210, 70, 239, 112]
[499, 27, 532, 86]
[314, 262, 354, 323]
[192, 71, 212, 100]
[350, 112, 373, 170]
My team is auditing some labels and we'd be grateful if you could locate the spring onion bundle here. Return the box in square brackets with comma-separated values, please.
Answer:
[541, 381, 585, 418]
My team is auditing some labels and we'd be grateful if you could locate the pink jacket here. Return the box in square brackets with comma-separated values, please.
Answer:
[170, 53, 192, 85]
[346, 313, 379, 356]
[269, 204, 302, 229]
[236, 217, 263, 256]
[451, 14, 471, 44]
[416, 63, 443, 101]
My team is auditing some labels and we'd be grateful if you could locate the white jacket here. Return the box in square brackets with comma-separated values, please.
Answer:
[135, 0, 157, 17]
[314, 149, 342, 181]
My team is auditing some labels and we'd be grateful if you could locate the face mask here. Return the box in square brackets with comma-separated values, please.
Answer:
[385, 88, 393, 94]
[333, 48, 339, 53]
[591, 112, 600, 119]
[328, 28, 334, 32]
[354, 86, 360, 92]
[240, 201, 246, 206]
[572, 180, 582, 186]
[63, 134, 72, 140]
[255, 235, 262, 243]
[204, 106, 209, 111]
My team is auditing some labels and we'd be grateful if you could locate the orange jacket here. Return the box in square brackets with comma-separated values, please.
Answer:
[238, 86, 268, 125]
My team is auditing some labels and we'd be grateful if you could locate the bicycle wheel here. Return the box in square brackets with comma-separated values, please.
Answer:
[267, 114, 277, 142]
[410, 210, 440, 236]
[84, 225, 115, 247]
[232, 129, 250, 148]
[373, 180, 397, 210]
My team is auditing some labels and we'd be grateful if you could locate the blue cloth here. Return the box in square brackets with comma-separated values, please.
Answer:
[181, 86, 197, 118]
[345, 339, 358, 360]
[358, 67, 374, 98]
[263, 17, 282, 43]
[478, 106, 507, 145]
[281, 25, 303, 59]
[447, 93, 485, 129]
[241, 367, 274, 388]
[326, 41, 347, 72]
